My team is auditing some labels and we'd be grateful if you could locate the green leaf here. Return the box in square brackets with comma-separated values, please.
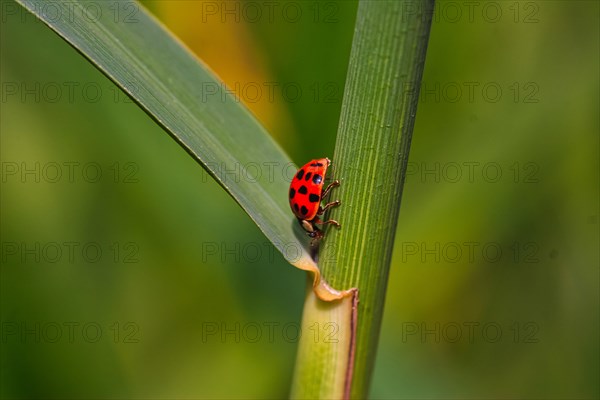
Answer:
[291, 1, 434, 398]
[14, 0, 337, 281]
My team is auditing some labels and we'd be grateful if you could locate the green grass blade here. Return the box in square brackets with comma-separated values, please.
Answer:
[14, 0, 321, 272]
[290, 285, 357, 399]
[291, 0, 434, 398]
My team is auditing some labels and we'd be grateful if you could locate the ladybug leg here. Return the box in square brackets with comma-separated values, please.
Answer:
[320, 180, 340, 199]
[317, 200, 341, 215]
[312, 216, 341, 228]
[322, 219, 341, 228]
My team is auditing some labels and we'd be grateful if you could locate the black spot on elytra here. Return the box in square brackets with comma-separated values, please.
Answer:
[296, 169, 304, 180]
[316, 162, 324, 167]
[294, 204, 299, 213]
[305, 172, 312, 181]
[309, 194, 320, 202]
[300, 206, 308, 215]
[312, 174, 323, 184]
[298, 185, 308, 194]
[289, 188, 296, 199]
[310, 163, 318, 167]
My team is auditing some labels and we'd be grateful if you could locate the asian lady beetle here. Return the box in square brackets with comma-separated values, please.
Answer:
[289, 158, 341, 243]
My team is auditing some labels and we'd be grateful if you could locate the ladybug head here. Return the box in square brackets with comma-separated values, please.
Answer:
[299, 219, 323, 240]
[307, 227, 323, 241]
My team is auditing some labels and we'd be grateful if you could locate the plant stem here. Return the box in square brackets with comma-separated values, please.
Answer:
[290, 1, 434, 398]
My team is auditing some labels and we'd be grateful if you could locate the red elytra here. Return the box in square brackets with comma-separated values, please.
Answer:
[289, 157, 341, 242]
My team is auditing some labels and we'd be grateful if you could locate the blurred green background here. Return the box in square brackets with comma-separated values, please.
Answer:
[1, 0, 598, 398]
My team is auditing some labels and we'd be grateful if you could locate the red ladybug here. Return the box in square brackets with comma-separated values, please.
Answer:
[289, 158, 341, 242]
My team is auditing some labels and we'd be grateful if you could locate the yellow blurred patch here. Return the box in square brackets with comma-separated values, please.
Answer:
[152, 1, 296, 149]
